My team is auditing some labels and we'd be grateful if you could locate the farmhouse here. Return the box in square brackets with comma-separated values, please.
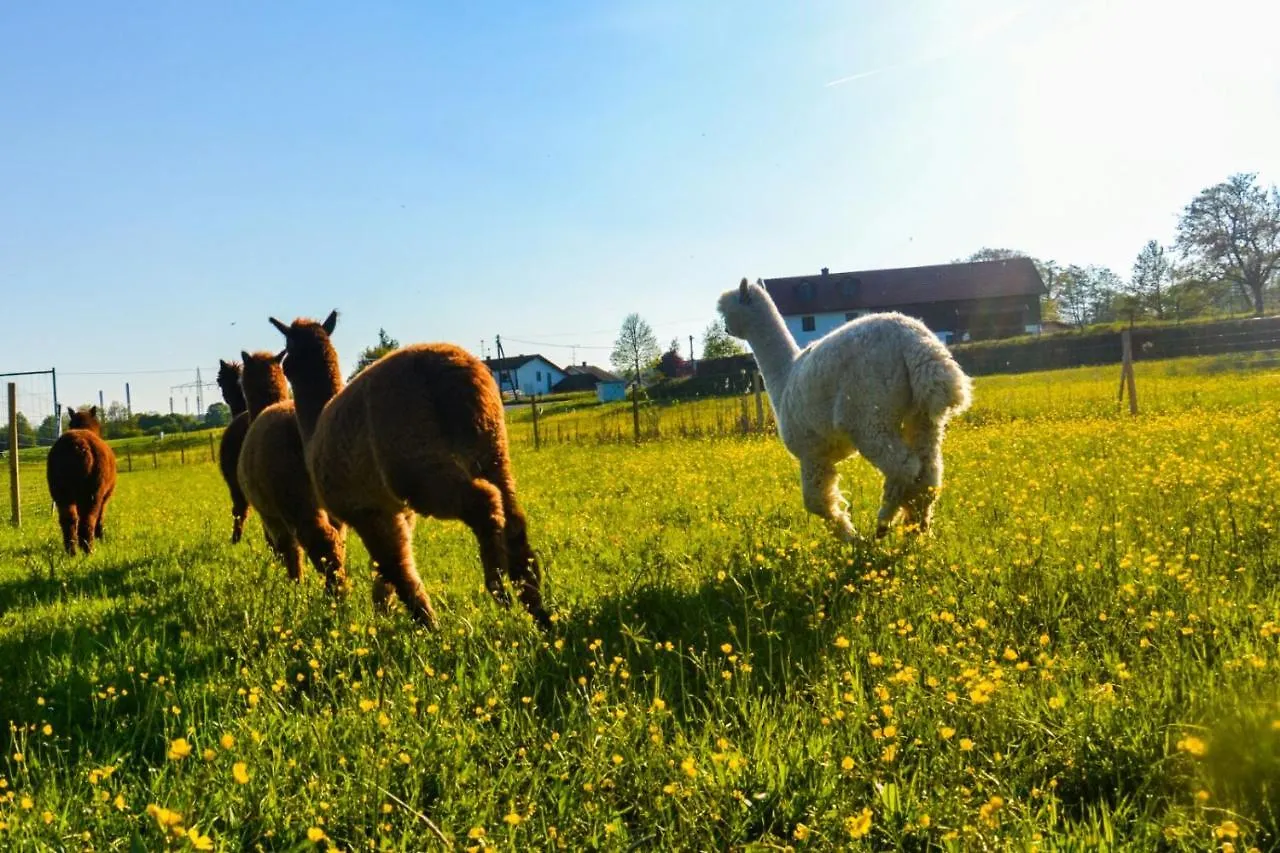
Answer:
[553, 364, 628, 402]
[762, 258, 1047, 346]
[483, 354, 564, 397]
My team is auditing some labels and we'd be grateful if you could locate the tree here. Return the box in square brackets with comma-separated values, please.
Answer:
[348, 328, 400, 381]
[205, 402, 232, 427]
[701, 319, 746, 359]
[0, 412, 35, 451]
[1176, 173, 1280, 316]
[1129, 240, 1171, 319]
[656, 338, 691, 378]
[610, 314, 660, 382]
[1057, 265, 1122, 326]
[37, 413, 63, 443]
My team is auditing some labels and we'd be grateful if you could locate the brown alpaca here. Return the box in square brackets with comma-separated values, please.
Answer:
[270, 311, 550, 630]
[46, 406, 117, 555]
[216, 358, 251, 543]
[235, 350, 347, 594]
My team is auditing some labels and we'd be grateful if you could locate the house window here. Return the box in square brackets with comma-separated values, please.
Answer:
[838, 277, 862, 299]
[801, 316, 816, 332]
[536, 370, 542, 381]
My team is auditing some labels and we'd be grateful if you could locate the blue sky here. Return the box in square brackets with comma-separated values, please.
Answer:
[2, 0, 1278, 418]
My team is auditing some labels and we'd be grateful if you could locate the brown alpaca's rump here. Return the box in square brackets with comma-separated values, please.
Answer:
[216, 359, 251, 543]
[236, 351, 347, 594]
[46, 407, 117, 555]
[272, 312, 550, 631]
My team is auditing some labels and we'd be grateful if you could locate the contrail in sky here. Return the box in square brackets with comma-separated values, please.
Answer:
[825, 1, 1035, 88]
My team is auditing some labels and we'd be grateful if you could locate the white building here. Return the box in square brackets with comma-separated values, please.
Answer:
[552, 363, 628, 402]
[762, 259, 1047, 348]
[483, 354, 565, 398]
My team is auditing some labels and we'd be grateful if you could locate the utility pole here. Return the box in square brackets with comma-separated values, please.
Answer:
[689, 335, 694, 362]
[195, 367, 203, 416]
[125, 383, 132, 418]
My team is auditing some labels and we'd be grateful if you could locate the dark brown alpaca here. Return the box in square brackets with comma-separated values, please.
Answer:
[46, 406, 117, 555]
[216, 359, 251, 543]
[235, 350, 347, 594]
[270, 311, 550, 630]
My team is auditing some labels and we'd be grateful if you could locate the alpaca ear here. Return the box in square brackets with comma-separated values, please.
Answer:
[269, 317, 290, 337]
[219, 359, 228, 370]
[89, 406, 98, 418]
[273, 349, 286, 364]
[738, 278, 751, 304]
[322, 310, 338, 335]
[240, 350, 251, 364]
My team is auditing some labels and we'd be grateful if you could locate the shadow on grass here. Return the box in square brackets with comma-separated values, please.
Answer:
[0, 544, 250, 768]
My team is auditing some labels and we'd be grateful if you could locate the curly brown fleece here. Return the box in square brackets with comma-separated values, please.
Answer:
[271, 311, 549, 630]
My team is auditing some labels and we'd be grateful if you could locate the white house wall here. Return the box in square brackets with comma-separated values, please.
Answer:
[491, 359, 565, 396]
[783, 311, 955, 347]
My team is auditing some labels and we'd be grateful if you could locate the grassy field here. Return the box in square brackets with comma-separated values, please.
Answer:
[2, 356, 1279, 850]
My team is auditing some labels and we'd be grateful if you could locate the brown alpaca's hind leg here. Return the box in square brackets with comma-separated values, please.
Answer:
[459, 479, 514, 609]
[349, 511, 438, 629]
[502, 508, 551, 630]
[77, 501, 98, 554]
[398, 470, 512, 610]
[57, 504, 78, 556]
[261, 516, 304, 581]
[485, 460, 550, 629]
[94, 490, 112, 542]
[298, 514, 349, 598]
[231, 495, 250, 545]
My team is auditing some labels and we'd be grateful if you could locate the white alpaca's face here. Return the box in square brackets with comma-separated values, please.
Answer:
[717, 279, 764, 340]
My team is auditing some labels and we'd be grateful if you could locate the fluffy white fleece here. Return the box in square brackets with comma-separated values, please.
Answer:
[718, 278, 973, 539]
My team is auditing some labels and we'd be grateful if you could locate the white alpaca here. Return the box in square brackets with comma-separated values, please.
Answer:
[718, 278, 972, 539]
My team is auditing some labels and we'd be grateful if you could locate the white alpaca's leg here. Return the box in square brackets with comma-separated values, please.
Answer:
[902, 413, 944, 534]
[800, 457, 856, 541]
[848, 422, 920, 536]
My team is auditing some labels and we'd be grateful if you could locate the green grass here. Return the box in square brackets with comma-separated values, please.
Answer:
[2, 357, 1279, 850]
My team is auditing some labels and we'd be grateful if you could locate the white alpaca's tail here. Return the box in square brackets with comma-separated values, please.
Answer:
[905, 338, 973, 423]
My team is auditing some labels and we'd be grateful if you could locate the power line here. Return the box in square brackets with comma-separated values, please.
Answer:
[60, 367, 217, 376]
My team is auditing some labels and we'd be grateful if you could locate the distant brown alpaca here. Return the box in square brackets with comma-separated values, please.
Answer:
[271, 311, 550, 630]
[216, 359, 251, 543]
[235, 350, 347, 594]
[46, 406, 117, 555]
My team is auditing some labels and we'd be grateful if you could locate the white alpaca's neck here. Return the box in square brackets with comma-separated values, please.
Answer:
[745, 300, 801, 399]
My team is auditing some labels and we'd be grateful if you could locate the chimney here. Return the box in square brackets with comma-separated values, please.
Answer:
[821, 267, 829, 276]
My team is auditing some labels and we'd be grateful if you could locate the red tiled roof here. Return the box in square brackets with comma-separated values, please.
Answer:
[762, 258, 1046, 316]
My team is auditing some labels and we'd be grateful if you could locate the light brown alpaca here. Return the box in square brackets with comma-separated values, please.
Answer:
[270, 311, 550, 630]
[235, 350, 347, 594]
[46, 406, 117, 555]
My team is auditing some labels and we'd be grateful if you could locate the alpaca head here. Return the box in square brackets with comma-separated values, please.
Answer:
[269, 310, 340, 390]
[717, 277, 774, 341]
[238, 350, 289, 415]
[67, 406, 103, 435]
[217, 359, 245, 408]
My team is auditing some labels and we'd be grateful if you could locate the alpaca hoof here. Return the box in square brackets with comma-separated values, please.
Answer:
[874, 522, 890, 539]
[371, 578, 396, 611]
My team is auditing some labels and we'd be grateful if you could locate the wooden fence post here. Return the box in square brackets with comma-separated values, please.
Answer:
[1118, 329, 1138, 416]
[631, 384, 641, 445]
[753, 370, 765, 431]
[152, 447, 158, 469]
[8, 383, 19, 528]
[180, 444, 186, 465]
[531, 394, 540, 451]
[209, 432, 215, 462]
[127, 448, 133, 473]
